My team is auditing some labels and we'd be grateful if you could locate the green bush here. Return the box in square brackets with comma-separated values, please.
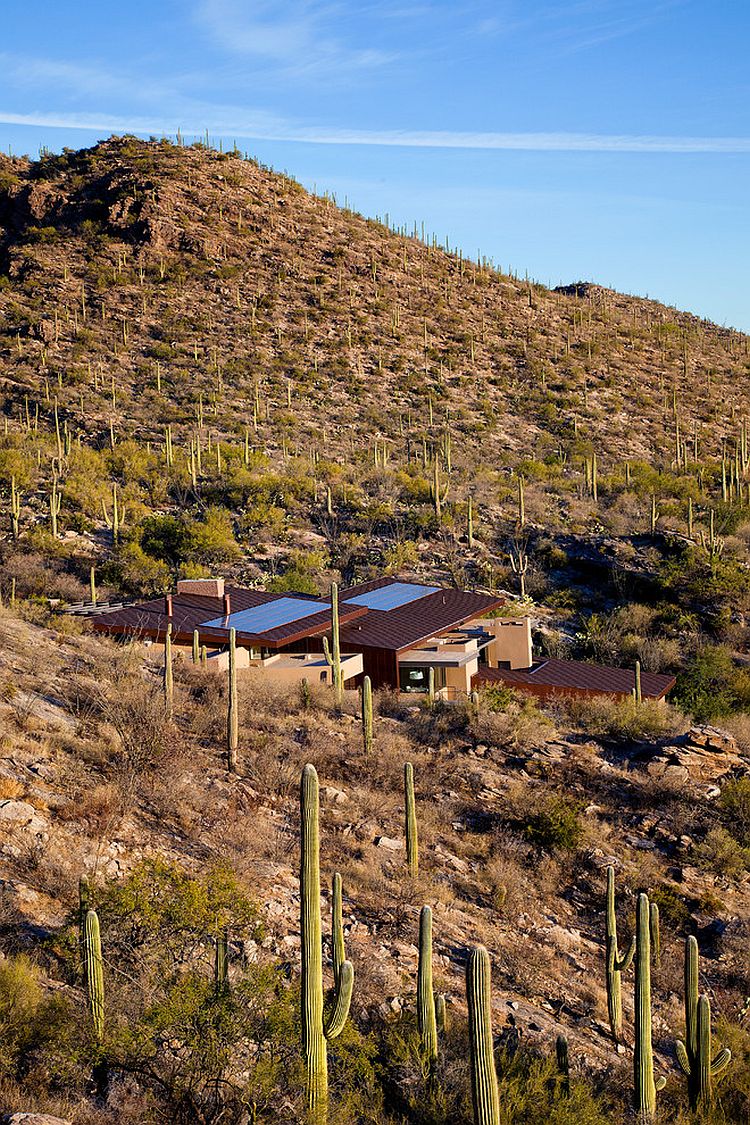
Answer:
[521, 795, 583, 852]
[674, 646, 750, 721]
[718, 777, 750, 847]
[694, 826, 750, 878]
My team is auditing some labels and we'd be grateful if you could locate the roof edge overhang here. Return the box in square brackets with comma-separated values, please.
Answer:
[393, 597, 506, 655]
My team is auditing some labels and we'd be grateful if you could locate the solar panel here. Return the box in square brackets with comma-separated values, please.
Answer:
[344, 582, 440, 612]
[201, 597, 329, 635]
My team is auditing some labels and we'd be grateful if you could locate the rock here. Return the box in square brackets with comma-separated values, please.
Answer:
[434, 845, 469, 873]
[0, 800, 47, 833]
[5, 1115, 73, 1125]
[321, 786, 348, 804]
[374, 835, 403, 851]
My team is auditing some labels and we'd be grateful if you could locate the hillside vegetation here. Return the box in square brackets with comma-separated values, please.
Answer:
[0, 138, 748, 1124]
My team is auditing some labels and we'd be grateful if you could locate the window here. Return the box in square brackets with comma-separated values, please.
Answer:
[399, 665, 447, 693]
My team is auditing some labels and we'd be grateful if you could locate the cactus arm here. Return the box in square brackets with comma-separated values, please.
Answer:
[466, 945, 501, 1125]
[417, 905, 438, 1063]
[649, 903, 660, 967]
[617, 937, 636, 973]
[331, 872, 345, 985]
[435, 993, 448, 1033]
[605, 866, 633, 1043]
[324, 959, 353, 1040]
[675, 1040, 691, 1075]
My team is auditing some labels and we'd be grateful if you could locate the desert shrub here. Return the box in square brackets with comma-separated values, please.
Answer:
[558, 694, 685, 741]
[105, 540, 171, 595]
[674, 645, 750, 721]
[693, 826, 750, 878]
[184, 506, 241, 565]
[94, 857, 260, 953]
[648, 883, 690, 929]
[471, 690, 555, 751]
[718, 777, 750, 847]
[519, 794, 584, 852]
[0, 955, 75, 1084]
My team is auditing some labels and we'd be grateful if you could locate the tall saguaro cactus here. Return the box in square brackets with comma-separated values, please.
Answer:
[404, 762, 419, 878]
[633, 893, 665, 1121]
[84, 908, 105, 1041]
[466, 945, 501, 1125]
[322, 582, 343, 704]
[675, 937, 731, 1110]
[227, 627, 238, 772]
[361, 675, 373, 754]
[163, 623, 174, 720]
[417, 905, 438, 1066]
[605, 865, 635, 1043]
[300, 764, 354, 1121]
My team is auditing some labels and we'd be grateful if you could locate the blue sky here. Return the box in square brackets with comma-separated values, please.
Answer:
[2, 2, 749, 329]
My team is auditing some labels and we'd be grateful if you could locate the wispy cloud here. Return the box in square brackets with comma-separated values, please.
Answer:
[193, 0, 397, 78]
[1, 109, 748, 154]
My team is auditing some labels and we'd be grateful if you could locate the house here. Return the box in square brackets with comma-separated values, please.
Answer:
[87, 576, 675, 702]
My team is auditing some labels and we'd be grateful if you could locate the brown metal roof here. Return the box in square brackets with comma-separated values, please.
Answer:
[88, 576, 505, 654]
[474, 658, 675, 700]
[88, 586, 366, 648]
[339, 577, 505, 653]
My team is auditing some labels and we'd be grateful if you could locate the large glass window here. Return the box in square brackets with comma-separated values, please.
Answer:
[399, 665, 447, 693]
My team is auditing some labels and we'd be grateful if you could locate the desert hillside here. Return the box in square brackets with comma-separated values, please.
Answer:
[0, 138, 748, 1124]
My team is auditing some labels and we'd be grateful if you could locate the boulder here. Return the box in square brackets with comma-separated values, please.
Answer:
[0, 800, 47, 833]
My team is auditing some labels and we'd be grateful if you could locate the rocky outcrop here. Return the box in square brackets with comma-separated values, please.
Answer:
[646, 725, 747, 785]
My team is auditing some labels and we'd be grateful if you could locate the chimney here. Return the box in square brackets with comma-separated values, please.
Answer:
[223, 592, 231, 618]
[493, 617, 533, 670]
[165, 593, 173, 618]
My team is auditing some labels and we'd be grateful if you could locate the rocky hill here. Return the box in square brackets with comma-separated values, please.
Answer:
[0, 138, 748, 1123]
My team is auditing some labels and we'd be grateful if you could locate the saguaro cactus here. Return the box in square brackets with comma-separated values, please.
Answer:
[10, 476, 20, 539]
[163, 623, 174, 719]
[84, 908, 105, 1041]
[466, 945, 501, 1125]
[605, 865, 635, 1043]
[634, 893, 665, 1121]
[49, 474, 61, 538]
[417, 905, 438, 1066]
[556, 1034, 570, 1099]
[675, 937, 731, 1110]
[300, 764, 354, 1121]
[635, 660, 643, 705]
[361, 675, 373, 754]
[215, 929, 229, 994]
[405, 762, 419, 878]
[227, 627, 238, 772]
[322, 582, 343, 704]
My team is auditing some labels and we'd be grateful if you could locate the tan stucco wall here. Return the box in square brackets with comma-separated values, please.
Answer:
[444, 658, 479, 697]
[485, 617, 533, 670]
